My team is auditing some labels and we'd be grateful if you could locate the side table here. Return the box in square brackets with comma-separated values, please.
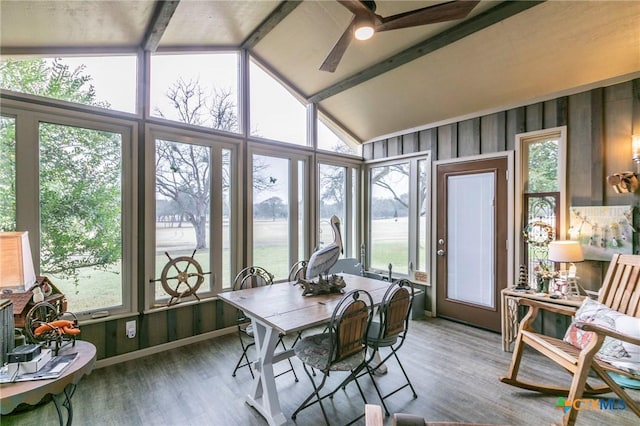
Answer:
[1, 340, 96, 425]
[501, 288, 584, 352]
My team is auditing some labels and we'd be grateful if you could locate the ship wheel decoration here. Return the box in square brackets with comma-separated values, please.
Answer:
[151, 250, 211, 306]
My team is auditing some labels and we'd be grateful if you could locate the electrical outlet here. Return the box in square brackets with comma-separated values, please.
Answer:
[126, 320, 136, 339]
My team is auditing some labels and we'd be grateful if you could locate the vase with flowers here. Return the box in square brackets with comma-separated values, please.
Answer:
[534, 261, 557, 293]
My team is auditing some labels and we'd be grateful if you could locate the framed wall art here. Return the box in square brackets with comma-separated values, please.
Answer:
[568, 205, 634, 261]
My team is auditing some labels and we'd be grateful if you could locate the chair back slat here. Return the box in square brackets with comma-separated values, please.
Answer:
[384, 288, 410, 338]
[337, 300, 369, 361]
[597, 254, 640, 317]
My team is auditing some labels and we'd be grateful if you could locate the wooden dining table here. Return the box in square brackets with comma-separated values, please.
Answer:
[218, 273, 391, 426]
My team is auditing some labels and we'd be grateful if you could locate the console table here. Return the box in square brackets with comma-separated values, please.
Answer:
[1, 340, 96, 425]
[501, 288, 584, 352]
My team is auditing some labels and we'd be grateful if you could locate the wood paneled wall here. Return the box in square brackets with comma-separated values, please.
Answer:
[365, 78, 640, 296]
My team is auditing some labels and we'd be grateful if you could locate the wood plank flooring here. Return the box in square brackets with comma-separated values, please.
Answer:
[3, 317, 639, 426]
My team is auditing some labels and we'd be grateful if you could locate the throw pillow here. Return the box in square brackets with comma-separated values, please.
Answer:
[563, 298, 640, 376]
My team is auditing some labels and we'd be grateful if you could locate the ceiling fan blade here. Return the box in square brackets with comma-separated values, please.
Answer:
[338, 0, 374, 16]
[377, 0, 480, 32]
[320, 18, 356, 72]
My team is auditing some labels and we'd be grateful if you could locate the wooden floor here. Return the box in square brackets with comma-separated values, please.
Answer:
[3, 317, 639, 426]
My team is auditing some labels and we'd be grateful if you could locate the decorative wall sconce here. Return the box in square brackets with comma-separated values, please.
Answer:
[607, 172, 639, 193]
[606, 134, 640, 193]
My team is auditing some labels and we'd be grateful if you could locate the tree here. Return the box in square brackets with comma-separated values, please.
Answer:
[319, 165, 345, 218]
[0, 58, 120, 281]
[528, 140, 559, 193]
[259, 196, 287, 221]
[154, 77, 273, 249]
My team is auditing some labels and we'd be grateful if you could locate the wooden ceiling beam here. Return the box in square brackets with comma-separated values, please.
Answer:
[307, 0, 545, 104]
[241, 1, 303, 50]
[143, 1, 181, 52]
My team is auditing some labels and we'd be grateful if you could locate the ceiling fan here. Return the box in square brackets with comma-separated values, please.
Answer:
[320, 0, 480, 72]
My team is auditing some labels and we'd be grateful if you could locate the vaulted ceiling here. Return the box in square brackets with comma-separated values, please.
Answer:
[1, 1, 639, 143]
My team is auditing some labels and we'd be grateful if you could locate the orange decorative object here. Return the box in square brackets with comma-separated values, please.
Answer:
[34, 320, 80, 337]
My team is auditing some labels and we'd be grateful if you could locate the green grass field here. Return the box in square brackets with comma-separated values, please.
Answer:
[53, 218, 410, 312]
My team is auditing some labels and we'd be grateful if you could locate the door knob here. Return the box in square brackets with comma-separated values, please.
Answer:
[437, 249, 445, 256]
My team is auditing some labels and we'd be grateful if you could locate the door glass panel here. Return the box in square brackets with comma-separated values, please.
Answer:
[447, 172, 494, 308]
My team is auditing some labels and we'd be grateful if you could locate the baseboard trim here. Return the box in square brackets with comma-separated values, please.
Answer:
[95, 326, 236, 369]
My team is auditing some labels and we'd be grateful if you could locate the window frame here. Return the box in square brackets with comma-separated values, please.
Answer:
[144, 123, 242, 309]
[247, 142, 312, 280]
[148, 51, 242, 135]
[364, 152, 431, 278]
[515, 126, 568, 269]
[316, 153, 362, 260]
[2, 97, 138, 321]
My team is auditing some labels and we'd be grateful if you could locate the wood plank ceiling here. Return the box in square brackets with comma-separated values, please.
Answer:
[1, 0, 639, 143]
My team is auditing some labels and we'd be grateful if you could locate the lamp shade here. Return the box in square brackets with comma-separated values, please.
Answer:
[547, 240, 584, 263]
[0, 231, 36, 291]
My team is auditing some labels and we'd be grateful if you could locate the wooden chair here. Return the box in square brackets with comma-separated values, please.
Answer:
[500, 253, 640, 425]
[292, 289, 374, 425]
[231, 266, 298, 382]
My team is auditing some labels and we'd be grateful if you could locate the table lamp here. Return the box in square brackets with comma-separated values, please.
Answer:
[0, 231, 36, 293]
[547, 240, 584, 297]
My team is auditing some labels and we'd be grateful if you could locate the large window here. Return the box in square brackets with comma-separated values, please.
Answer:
[150, 53, 239, 133]
[1, 50, 372, 321]
[317, 116, 362, 157]
[1, 101, 136, 318]
[317, 158, 360, 258]
[148, 127, 238, 306]
[517, 127, 567, 282]
[250, 147, 309, 279]
[367, 155, 430, 277]
[369, 163, 410, 274]
[249, 59, 306, 145]
[0, 56, 137, 113]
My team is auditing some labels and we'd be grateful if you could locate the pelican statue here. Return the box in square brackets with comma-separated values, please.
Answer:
[305, 215, 343, 281]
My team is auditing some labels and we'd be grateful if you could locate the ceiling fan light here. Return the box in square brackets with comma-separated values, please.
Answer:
[354, 15, 375, 41]
[354, 25, 374, 40]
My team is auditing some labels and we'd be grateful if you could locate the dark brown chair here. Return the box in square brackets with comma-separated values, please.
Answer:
[500, 253, 640, 425]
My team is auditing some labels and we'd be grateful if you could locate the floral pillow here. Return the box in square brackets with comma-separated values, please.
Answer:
[563, 298, 640, 376]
